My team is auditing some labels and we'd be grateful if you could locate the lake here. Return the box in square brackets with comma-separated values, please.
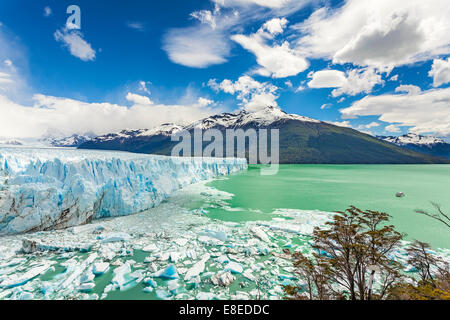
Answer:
[207, 164, 450, 249]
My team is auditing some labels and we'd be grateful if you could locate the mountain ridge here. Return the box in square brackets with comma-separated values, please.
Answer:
[377, 133, 450, 159]
[78, 106, 450, 164]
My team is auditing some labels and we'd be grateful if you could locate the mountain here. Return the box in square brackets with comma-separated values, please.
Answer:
[0, 139, 23, 146]
[41, 134, 94, 147]
[377, 133, 450, 159]
[79, 106, 449, 164]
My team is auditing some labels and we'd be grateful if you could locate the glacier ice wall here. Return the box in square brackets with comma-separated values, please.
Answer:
[0, 148, 247, 235]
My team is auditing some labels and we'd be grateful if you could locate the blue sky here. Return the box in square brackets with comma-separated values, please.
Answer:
[0, 0, 449, 139]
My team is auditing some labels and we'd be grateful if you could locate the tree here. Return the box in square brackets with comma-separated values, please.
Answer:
[406, 241, 448, 284]
[388, 241, 450, 300]
[415, 202, 450, 228]
[286, 206, 405, 300]
[285, 252, 333, 300]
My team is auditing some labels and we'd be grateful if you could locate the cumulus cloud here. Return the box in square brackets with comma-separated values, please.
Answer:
[54, 28, 96, 61]
[295, 0, 450, 70]
[0, 93, 217, 139]
[395, 84, 421, 95]
[328, 120, 352, 128]
[307, 68, 383, 97]
[385, 124, 401, 133]
[308, 70, 347, 88]
[232, 18, 308, 78]
[261, 17, 288, 35]
[340, 87, 450, 136]
[126, 92, 153, 105]
[208, 75, 279, 111]
[429, 58, 450, 87]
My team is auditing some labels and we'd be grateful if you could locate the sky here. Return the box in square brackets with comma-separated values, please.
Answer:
[0, 0, 449, 140]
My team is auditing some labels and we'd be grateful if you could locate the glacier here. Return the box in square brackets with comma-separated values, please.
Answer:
[0, 148, 247, 235]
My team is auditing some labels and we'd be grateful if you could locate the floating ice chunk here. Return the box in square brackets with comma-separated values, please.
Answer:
[250, 226, 270, 243]
[279, 274, 295, 280]
[233, 291, 250, 300]
[211, 271, 235, 287]
[215, 255, 230, 264]
[142, 244, 158, 252]
[199, 230, 228, 242]
[198, 236, 223, 245]
[155, 289, 171, 300]
[224, 261, 243, 274]
[153, 265, 179, 279]
[111, 263, 138, 290]
[92, 262, 109, 275]
[170, 252, 184, 263]
[184, 254, 210, 281]
[70, 224, 104, 234]
[167, 279, 180, 293]
[1, 262, 52, 288]
[12, 289, 34, 300]
[144, 278, 158, 288]
[100, 232, 132, 243]
[143, 286, 153, 293]
[173, 238, 189, 246]
[78, 282, 95, 292]
[80, 272, 95, 283]
[196, 292, 216, 300]
[0, 258, 26, 268]
[243, 269, 256, 281]
[21, 238, 92, 254]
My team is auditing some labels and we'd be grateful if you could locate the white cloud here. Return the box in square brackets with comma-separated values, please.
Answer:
[364, 122, 380, 129]
[43, 6, 52, 17]
[284, 80, 293, 88]
[126, 92, 153, 105]
[429, 57, 450, 87]
[340, 87, 450, 136]
[389, 74, 398, 81]
[126, 22, 145, 32]
[208, 75, 279, 111]
[163, 0, 310, 69]
[308, 70, 347, 88]
[385, 124, 401, 133]
[138, 81, 151, 95]
[54, 28, 96, 61]
[212, 0, 304, 10]
[328, 120, 352, 128]
[261, 17, 288, 35]
[295, 0, 450, 69]
[320, 103, 331, 110]
[295, 85, 306, 92]
[308, 68, 383, 97]
[232, 20, 308, 78]
[395, 84, 421, 95]
[191, 9, 219, 29]
[163, 25, 230, 68]
[0, 93, 217, 139]
[197, 97, 215, 107]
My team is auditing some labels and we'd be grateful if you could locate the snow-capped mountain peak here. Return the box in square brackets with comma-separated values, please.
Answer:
[42, 134, 95, 147]
[378, 133, 446, 147]
[188, 105, 320, 130]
